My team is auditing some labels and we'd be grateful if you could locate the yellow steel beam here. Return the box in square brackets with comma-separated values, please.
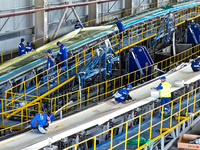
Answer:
[5, 76, 76, 119]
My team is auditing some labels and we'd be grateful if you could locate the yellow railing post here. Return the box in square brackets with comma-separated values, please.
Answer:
[149, 110, 153, 139]
[138, 116, 141, 148]
[170, 101, 173, 128]
[47, 70, 49, 91]
[124, 122, 128, 150]
[186, 93, 189, 117]
[193, 89, 197, 113]
[110, 128, 113, 149]
[2, 100, 4, 126]
[94, 136, 96, 150]
[160, 105, 164, 134]
[36, 76, 39, 97]
[57, 65, 60, 84]
[178, 97, 182, 123]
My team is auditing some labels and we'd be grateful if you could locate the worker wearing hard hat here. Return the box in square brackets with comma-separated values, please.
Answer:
[114, 84, 133, 104]
[57, 41, 68, 68]
[25, 42, 33, 52]
[153, 76, 171, 114]
[74, 20, 83, 29]
[19, 38, 26, 56]
[191, 57, 200, 72]
[111, 18, 125, 41]
[30, 111, 55, 134]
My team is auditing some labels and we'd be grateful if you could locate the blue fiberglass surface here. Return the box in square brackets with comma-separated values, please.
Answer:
[1, 2, 200, 84]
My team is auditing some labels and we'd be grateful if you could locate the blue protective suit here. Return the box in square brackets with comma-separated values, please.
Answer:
[114, 87, 130, 103]
[47, 55, 55, 73]
[74, 24, 83, 29]
[57, 44, 68, 67]
[19, 42, 26, 56]
[115, 21, 125, 40]
[191, 59, 200, 72]
[30, 113, 55, 133]
[25, 45, 33, 52]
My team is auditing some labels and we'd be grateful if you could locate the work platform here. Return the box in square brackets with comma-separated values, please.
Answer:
[0, 63, 200, 150]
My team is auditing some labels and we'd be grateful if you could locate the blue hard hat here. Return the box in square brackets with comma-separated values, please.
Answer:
[160, 76, 166, 80]
[127, 84, 133, 90]
[114, 17, 118, 20]
[76, 20, 80, 23]
[47, 49, 52, 53]
[27, 42, 31, 45]
[57, 41, 61, 45]
[21, 38, 25, 42]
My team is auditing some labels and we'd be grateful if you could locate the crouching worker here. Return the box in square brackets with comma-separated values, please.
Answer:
[191, 57, 200, 72]
[114, 84, 133, 104]
[30, 111, 55, 134]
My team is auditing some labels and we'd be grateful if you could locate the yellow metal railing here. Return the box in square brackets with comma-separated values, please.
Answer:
[5, 3, 200, 104]
[4, 41, 200, 123]
[0, 0, 174, 64]
[4, 4, 200, 119]
[0, 99, 41, 132]
[63, 86, 200, 150]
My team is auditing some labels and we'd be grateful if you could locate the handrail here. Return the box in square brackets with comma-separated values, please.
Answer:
[63, 84, 200, 150]
[0, 0, 173, 64]
[6, 4, 199, 102]
[4, 4, 200, 119]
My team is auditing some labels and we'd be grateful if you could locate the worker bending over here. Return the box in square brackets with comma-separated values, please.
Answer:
[74, 20, 83, 29]
[57, 41, 68, 68]
[153, 76, 171, 114]
[114, 84, 133, 104]
[19, 38, 26, 56]
[25, 42, 33, 52]
[30, 111, 55, 134]
[111, 18, 125, 41]
[191, 57, 200, 72]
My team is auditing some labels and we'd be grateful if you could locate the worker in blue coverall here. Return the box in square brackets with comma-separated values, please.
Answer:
[74, 20, 83, 29]
[25, 42, 33, 52]
[57, 41, 68, 68]
[111, 18, 125, 41]
[153, 76, 171, 114]
[191, 57, 200, 72]
[30, 111, 55, 134]
[19, 38, 26, 56]
[114, 84, 133, 104]
[44, 49, 55, 84]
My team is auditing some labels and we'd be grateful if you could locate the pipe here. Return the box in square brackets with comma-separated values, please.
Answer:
[0, 0, 116, 18]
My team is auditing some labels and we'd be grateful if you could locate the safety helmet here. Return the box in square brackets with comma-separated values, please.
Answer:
[57, 41, 61, 46]
[126, 84, 133, 90]
[21, 38, 25, 42]
[27, 42, 31, 45]
[197, 57, 200, 61]
[114, 17, 118, 20]
[76, 20, 80, 23]
[160, 76, 166, 80]
[47, 49, 52, 53]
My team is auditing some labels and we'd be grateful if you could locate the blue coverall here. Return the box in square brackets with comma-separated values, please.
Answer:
[30, 113, 55, 134]
[74, 24, 83, 29]
[25, 45, 33, 52]
[47, 55, 55, 73]
[19, 42, 26, 56]
[115, 21, 125, 40]
[114, 87, 130, 103]
[57, 44, 68, 67]
[156, 82, 171, 111]
[191, 59, 200, 72]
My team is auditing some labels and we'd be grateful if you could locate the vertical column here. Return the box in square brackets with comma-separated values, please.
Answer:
[88, 0, 99, 26]
[151, 0, 158, 8]
[125, 0, 134, 15]
[35, 0, 48, 47]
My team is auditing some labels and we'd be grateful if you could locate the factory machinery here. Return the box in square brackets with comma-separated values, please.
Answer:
[0, 1, 200, 149]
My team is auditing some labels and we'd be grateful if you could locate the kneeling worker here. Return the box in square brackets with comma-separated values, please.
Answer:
[114, 84, 133, 104]
[191, 57, 200, 72]
[30, 111, 55, 134]
[153, 76, 171, 114]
